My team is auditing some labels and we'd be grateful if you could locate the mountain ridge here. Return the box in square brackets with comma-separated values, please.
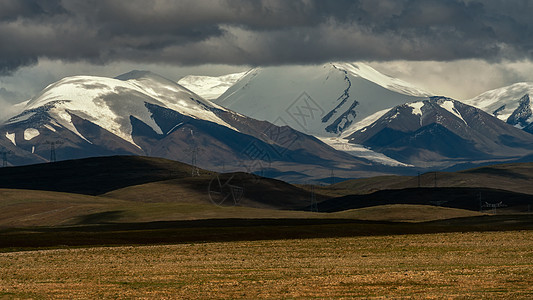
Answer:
[347, 96, 533, 168]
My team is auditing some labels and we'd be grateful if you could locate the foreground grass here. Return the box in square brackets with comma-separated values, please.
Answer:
[1, 231, 532, 298]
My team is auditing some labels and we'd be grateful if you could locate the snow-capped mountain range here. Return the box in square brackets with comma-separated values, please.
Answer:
[3, 62, 533, 180]
[214, 62, 431, 137]
[0, 70, 381, 182]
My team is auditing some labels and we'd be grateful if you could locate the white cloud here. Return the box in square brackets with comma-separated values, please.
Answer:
[368, 59, 533, 100]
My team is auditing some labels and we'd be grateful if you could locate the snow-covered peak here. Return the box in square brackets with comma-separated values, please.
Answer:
[115, 70, 158, 81]
[342, 97, 466, 138]
[347, 95, 533, 169]
[19, 72, 235, 147]
[178, 70, 250, 100]
[216, 62, 429, 137]
[351, 97, 472, 135]
[116, 70, 225, 111]
[330, 62, 432, 97]
[466, 82, 533, 121]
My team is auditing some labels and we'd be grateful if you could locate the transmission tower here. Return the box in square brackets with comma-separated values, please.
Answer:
[45, 140, 64, 162]
[310, 184, 318, 212]
[189, 145, 201, 176]
[1, 148, 12, 167]
[186, 130, 202, 176]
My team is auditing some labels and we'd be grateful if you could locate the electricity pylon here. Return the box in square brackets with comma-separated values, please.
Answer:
[0, 148, 12, 167]
[45, 140, 64, 162]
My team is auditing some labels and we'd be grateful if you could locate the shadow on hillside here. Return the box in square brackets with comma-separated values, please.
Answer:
[463, 167, 530, 180]
[76, 211, 125, 224]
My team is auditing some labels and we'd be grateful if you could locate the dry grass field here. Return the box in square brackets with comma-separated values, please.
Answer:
[1, 231, 532, 299]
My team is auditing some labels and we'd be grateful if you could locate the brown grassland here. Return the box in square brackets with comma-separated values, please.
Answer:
[1, 231, 532, 299]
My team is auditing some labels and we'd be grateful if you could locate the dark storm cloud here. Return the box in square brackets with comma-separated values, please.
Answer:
[1, 0, 533, 74]
[0, 0, 65, 20]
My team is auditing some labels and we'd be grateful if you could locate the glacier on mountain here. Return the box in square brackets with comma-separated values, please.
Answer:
[216, 62, 431, 138]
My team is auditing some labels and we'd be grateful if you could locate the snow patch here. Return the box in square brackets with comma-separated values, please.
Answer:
[319, 137, 412, 167]
[44, 124, 56, 132]
[332, 62, 431, 97]
[167, 122, 184, 135]
[24, 128, 40, 140]
[341, 109, 390, 138]
[407, 102, 424, 116]
[5, 132, 16, 146]
[49, 111, 92, 144]
[440, 100, 466, 124]
[389, 111, 400, 120]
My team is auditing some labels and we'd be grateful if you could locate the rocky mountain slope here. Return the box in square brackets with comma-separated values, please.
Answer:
[466, 83, 533, 133]
[347, 97, 533, 168]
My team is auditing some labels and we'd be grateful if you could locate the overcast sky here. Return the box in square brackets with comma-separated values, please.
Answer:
[2, 0, 533, 119]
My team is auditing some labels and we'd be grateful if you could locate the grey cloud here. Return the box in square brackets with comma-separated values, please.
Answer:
[2, 0, 533, 74]
[0, 87, 25, 121]
[369, 59, 533, 100]
[0, 0, 65, 21]
[0, 87, 19, 102]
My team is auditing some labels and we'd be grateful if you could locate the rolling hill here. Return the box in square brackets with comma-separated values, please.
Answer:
[324, 161, 533, 196]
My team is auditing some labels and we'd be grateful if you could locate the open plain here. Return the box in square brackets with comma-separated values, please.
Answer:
[1, 231, 532, 298]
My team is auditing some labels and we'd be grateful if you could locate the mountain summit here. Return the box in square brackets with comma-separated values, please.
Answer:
[466, 83, 533, 133]
[215, 62, 431, 137]
[347, 97, 533, 168]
